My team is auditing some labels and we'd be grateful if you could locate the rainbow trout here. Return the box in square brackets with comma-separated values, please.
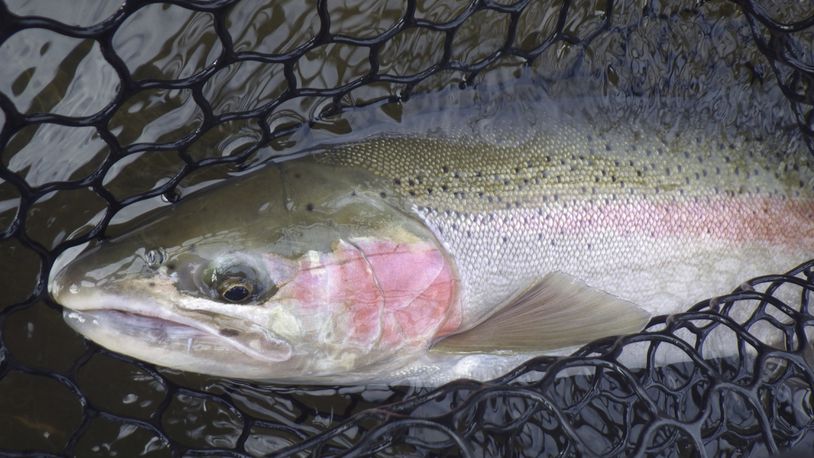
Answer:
[48, 111, 814, 385]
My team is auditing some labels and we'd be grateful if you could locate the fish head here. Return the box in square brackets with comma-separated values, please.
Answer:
[48, 160, 459, 383]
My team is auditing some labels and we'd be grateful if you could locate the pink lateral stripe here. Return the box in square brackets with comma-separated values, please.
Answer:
[522, 196, 814, 245]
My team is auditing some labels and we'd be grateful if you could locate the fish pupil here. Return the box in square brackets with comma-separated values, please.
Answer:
[222, 283, 251, 303]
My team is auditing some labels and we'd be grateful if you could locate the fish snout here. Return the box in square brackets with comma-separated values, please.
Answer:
[48, 243, 91, 305]
[48, 242, 157, 308]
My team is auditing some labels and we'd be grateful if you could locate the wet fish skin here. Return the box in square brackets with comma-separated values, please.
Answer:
[317, 120, 814, 331]
[48, 109, 814, 385]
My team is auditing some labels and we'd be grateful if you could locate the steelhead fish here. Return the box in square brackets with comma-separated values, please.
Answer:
[48, 109, 814, 385]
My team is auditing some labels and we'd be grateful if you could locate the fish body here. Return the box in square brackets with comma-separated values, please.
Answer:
[318, 126, 814, 331]
[49, 109, 814, 385]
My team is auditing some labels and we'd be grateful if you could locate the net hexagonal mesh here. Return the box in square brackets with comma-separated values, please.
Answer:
[1, 0, 813, 456]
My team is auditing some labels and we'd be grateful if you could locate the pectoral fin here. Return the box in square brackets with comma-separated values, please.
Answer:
[431, 272, 651, 354]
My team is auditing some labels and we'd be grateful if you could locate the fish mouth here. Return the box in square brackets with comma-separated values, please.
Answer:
[59, 291, 292, 364]
[65, 309, 213, 342]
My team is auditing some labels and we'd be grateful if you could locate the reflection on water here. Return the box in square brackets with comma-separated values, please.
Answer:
[0, 180, 21, 234]
[451, 9, 511, 65]
[378, 26, 445, 77]
[108, 88, 204, 147]
[186, 119, 265, 163]
[294, 43, 372, 90]
[4, 124, 109, 188]
[227, 0, 320, 56]
[4, 0, 120, 27]
[102, 150, 186, 202]
[328, 0, 404, 39]
[414, 0, 469, 24]
[0, 29, 119, 116]
[0, 0, 811, 456]
[25, 187, 107, 250]
[113, 3, 221, 82]
[203, 60, 286, 115]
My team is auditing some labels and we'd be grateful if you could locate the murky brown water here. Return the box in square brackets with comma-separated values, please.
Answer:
[0, 0, 810, 455]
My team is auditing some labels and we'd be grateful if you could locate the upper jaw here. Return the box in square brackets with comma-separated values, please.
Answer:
[57, 286, 292, 363]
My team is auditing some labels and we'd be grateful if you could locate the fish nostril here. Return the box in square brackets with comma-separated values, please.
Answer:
[144, 248, 165, 270]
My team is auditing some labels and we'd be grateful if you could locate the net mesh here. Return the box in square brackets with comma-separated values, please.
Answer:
[1, 0, 814, 456]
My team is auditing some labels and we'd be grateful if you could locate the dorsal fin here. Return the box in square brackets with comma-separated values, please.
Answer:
[431, 272, 651, 354]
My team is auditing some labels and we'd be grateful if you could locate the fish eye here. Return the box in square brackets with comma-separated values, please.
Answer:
[219, 279, 253, 303]
[200, 254, 277, 304]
